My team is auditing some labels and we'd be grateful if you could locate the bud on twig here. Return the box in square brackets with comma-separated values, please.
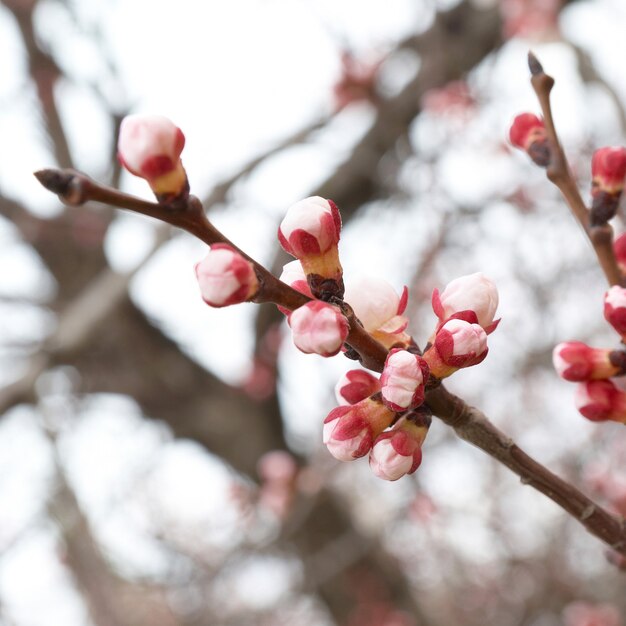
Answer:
[335, 369, 381, 406]
[118, 114, 188, 205]
[604, 286, 626, 339]
[423, 319, 488, 379]
[344, 276, 411, 349]
[369, 411, 430, 481]
[575, 379, 626, 423]
[195, 244, 259, 307]
[432, 272, 499, 334]
[278, 196, 343, 299]
[613, 232, 626, 275]
[590, 146, 626, 225]
[553, 342, 626, 382]
[323, 395, 395, 461]
[380, 349, 429, 411]
[288, 300, 349, 357]
[509, 112, 550, 167]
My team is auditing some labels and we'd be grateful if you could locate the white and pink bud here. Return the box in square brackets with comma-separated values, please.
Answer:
[553, 341, 626, 381]
[509, 112, 550, 167]
[277, 260, 313, 315]
[574, 379, 626, 423]
[423, 318, 488, 379]
[432, 272, 499, 333]
[380, 349, 429, 411]
[278, 196, 343, 297]
[604, 286, 626, 338]
[195, 244, 259, 308]
[369, 412, 430, 481]
[288, 300, 349, 357]
[118, 114, 188, 201]
[344, 276, 412, 349]
[323, 396, 395, 462]
[590, 147, 626, 224]
[335, 369, 381, 406]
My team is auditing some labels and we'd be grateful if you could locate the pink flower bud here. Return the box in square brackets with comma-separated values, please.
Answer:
[509, 112, 549, 167]
[380, 349, 429, 411]
[563, 601, 623, 626]
[553, 341, 626, 382]
[614, 233, 626, 274]
[574, 379, 626, 423]
[335, 369, 381, 406]
[288, 300, 349, 357]
[278, 197, 343, 296]
[277, 260, 313, 316]
[323, 396, 395, 462]
[423, 319, 488, 379]
[369, 412, 430, 481]
[195, 244, 258, 308]
[118, 114, 188, 200]
[592, 147, 626, 195]
[590, 147, 626, 224]
[344, 276, 412, 349]
[604, 286, 626, 338]
[432, 272, 499, 333]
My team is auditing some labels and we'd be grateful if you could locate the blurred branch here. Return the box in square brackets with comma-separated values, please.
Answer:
[3, 0, 74, 170]
[0, 225, 170, 415]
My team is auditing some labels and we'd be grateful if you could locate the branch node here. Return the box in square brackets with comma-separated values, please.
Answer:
[520, 475, 533, 485]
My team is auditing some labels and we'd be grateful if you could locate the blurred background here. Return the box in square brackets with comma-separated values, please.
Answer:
[1, 0, 626, 624]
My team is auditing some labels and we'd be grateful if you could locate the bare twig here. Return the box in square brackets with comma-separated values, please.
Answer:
[528, 51, 623, 286]
[34, 166, 626, 559]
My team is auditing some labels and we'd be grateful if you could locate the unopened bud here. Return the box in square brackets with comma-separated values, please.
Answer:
[288, 300, 349, 357]
[195, 244, 258, 308]
[423, 319, 488, 379]
[604, 286, 626, 338]
[509, 112, 550, 167]
[335, 369, 381, 406]
[369, 411, 430, 481]
[278, 196, 343, 299]
[380, 349, 429, 411]
[553, 341, 626, 381]
[614, 232, 626, 274]
[574, 379, 626, 423]
[591, 146, 626, 224]
[432, 272, 499, 333]
[344, 276, 412, 349]
[118, 114, 188, 203]
[277, 260, 313, 315]
[323, 395, 395, 462]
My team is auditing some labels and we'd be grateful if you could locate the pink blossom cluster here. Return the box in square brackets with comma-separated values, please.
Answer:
[553, 278, 626, 423]
[323, 271, 499, 481]
[115, 114, 500, 480]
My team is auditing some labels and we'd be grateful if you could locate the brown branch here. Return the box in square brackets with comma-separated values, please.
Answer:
[33, 168, 388, 371]
[528, 51, 623, 287]
[34, 167, 626, 560]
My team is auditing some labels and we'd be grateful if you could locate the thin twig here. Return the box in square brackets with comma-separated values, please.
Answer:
[34, 166, 626, 558]
[528, 51, 623, 286]
[33, 169, 388, 371]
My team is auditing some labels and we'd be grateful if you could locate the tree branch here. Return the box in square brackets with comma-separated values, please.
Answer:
[34, 166, 626, 560]
[528, 51, 623, 287]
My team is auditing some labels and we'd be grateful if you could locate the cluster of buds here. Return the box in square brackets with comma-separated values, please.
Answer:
[323, 272, 498, 480]
[554, 286, 626, 423]
[116, 114, 500, 480]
